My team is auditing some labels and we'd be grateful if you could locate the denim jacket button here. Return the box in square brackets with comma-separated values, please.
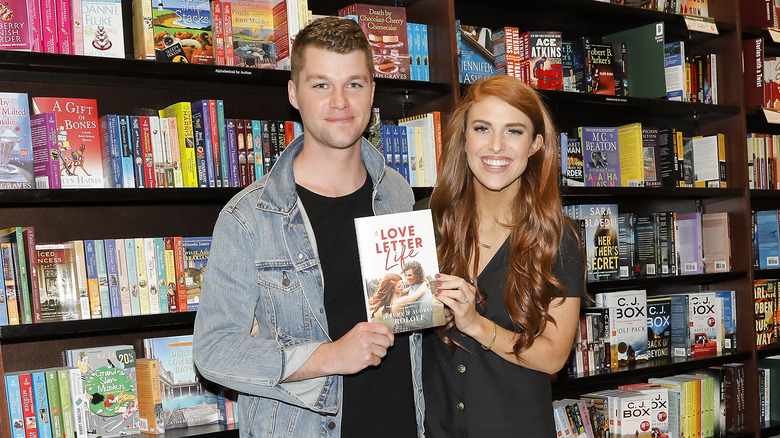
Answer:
[327, 422, 336, 430]
[319, 308, 324, 314]
[298, 253, 304, 259]
[282, 278, 290, 286]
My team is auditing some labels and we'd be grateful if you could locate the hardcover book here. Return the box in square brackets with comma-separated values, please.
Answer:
[0, 92, 34, 189]
[152, 0, 214, 64]
[181, 236, 211, 311]
[354, 209, 445, 333]
[339, 3, 410, 80]
[64, 345, 141, 437]
[143, 335, 220, 428]
[35, 242, 81, 321]
[584, 43, 616, 95]
[81, 0, 125, 58]
[31, 97, 103, 188]
[580, 126, 620, 187]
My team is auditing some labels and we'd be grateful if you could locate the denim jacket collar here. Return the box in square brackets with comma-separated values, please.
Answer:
[254, 134, 386, 214]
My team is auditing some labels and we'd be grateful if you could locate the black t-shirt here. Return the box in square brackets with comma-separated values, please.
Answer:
[297, 175, 417, 438]
[422, 225, 585, 437]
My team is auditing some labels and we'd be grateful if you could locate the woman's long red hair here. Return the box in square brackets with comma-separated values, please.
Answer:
[430, 75, 569, 358]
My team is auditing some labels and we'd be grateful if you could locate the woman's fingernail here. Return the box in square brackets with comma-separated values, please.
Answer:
[435, 274, 441, 278]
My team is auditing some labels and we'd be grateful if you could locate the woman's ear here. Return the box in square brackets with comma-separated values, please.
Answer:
[530, 134, 543, 156]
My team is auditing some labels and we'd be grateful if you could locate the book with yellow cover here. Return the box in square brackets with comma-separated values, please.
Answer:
[159, 103, 198, 187]
[617, 122, 644, 187]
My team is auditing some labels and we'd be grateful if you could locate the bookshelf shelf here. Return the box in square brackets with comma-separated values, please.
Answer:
[586, 271, 749, 293]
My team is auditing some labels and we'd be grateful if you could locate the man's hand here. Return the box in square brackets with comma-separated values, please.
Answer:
[285, 322, 394, 381]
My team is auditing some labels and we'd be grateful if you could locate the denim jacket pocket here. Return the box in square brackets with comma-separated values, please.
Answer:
[256, 262, 313, 345]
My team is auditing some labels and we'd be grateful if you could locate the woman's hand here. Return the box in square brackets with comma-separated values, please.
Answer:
[433, 273, 480, 334]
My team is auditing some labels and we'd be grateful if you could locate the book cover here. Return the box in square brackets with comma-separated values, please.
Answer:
[714, 290, 737, 353]
[702, 212, 731, 273]
[692, 133, 726, 188]
[81, 0, 125, 58]
[152, 0, 214, 64]
[339, 3, 410, 80]
[584, 43, 616, 95]
[135, 359, 164, 434]
[617, 122, 644, 187]
[664, 41, 686, 101]
[571, 204, 620, 282]
[182, 236, 211, 311]
[31, 97, 103, 188]
[523, 31, 563, 90]
[595, 289, 649, 366]
[5, 373, 25, 438]
[646, 295, 671, 361]
[83, 240, 103, 319]
[456, 22, 495, 84]
[755, 279, 775, 348]
[143, 335, 220, 428]
[64, 345, 141, 437]
[603, 22, 666, 99]
[675, 212, 704, 275]
[31, 112, 61, 189]
[756, 209, 780, 269]
[580, 126, 620, 187]
[641, 127, 663, 188]
[0, 92, 34, 189]
[0, 0, 32, 50]
[353, 209, 445, 333]
[229, 0, 276, 69]
[688, 292, 722, 356]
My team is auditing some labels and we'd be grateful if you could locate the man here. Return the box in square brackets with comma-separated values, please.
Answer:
[192, 17, 423, 437]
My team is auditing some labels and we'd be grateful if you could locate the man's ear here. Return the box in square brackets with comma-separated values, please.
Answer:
[288, 79, 299, 110]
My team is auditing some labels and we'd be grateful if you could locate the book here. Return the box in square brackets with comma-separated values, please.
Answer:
[339, 3, 410, 80]
[31, 112, 61, 189]
[646, 296, 671, 361]
[114, 239, 132, 316]
[456, 22, 495, 84]
[143, 237, 161, 315]
[181, 236, 211, 311]
[756, 209, 780, 269]
[135, 359, 164, 434]
[522, 31, 563, 90]
[688, 292, 722, 356]
[5, 373, 25, 438]
[714, 290, 737, 354]
[0, 0, 33, 50]
[81, 0, 125, 58]
[18, 372, 37, 438]
[31, 97, 103, 188]
[1, 241, 21, 325]
[641, 127, 662, 188]
[570, 204, 620, 282]
[152, 0, 214, 64]
[580, 126, 620, 187]
[692, 133, 727, 188]
[354, 209, 445, 333]
[584, 43, 616, 95]
[31, 371, 52, 438]
[21, 227, 42, 323]
[83, 240, 103, 319]
[595, 289, 648, 366]
[131, 0, 154, 60]
[43, 370, 63, 438]
[230, 0, 276, 69]
[172, 237, 188, 312]
[99, 114, 123, 188]
[617, 212, 636, 279]
[143, 335, 221, 428]
[702, 212, 731, 273]
[55, 369, 74, 438]
[154, 238, 169, 313]
[664, 41, 686, 101]
[158, 102, 197, 187]
[617, 122, 644, 187]
[755, 279, 776, 348]
[0, 227, 32, 324]
[102, 239, 122, 317]
[603, 22, 667, 99]
[64, 345, 141, 437]
[0, 92, 34, 190]
[675, 212, 704, 275]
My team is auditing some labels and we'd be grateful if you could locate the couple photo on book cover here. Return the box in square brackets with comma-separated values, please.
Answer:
[355, 210, 446, 333]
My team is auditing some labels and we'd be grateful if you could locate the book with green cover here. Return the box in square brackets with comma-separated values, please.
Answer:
[603, 22, 666, 99]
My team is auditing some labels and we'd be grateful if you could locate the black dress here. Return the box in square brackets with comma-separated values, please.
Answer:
[422, 226, 585, 437]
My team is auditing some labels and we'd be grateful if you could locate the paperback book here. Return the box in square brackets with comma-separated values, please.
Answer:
[0, 92, 34, 189]
[64, 345, 141, 437]
[181, 237, 211, 311]
[595, 289, 649, 366]
[339, 3, 410, 80]
[570, 204, 620, 281]
[580, 126, 620, 187]
[35, 242, 82, 321]
[152, 0, 214, 64]
[354, 209, 445, 333]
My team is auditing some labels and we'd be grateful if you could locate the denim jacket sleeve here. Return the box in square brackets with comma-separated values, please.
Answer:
[193, 206, 340, 415]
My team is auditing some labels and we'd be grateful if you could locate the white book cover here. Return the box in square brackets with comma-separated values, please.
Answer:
[354, 209, 445, 333]
[692, 135, 719, 185]
[143, 237, 161, 314]
[595, 289, 648, 365]
[688, 292, 722, 356]
[616, 391, 653, 437]
[664, 41, 686, 101]
[81, 0, 125, 58]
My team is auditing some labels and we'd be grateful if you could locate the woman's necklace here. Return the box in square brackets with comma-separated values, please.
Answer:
[477, 230, 508, 250]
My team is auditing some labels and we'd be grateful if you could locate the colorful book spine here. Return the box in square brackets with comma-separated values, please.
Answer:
[31, 112, 62, 189]
[143, 237, 161, 314]
[12, 227, 33, 324]
[215, 100, 229, 187]
[129, 116, 145, 188]
[226, 119, 239, 187]
[56, 0, 72, 54]
[173, 236, 188, 311]
[100, 114, 124, 188]
[252, 120, 264, 178]
[212, 0, 225, 65]
[6, 374, 25, 438]
[103, 239, 123, 317]
[83, 240, 102, 318]
[0, 247, 8, 326]
[118, 115, 136, 188]
[139, 116, 156, 188]
[27, 0, 42, 52]
[56, 369, 74, 438]
[208, 100, 223, 187]
[223, 1, 234, 66]
[2, 242, 21, 325]
[124, 238, 141, 316]
[135, 359, 165, 434]
[43, 370, 63, 438]
[190, 100, 214, 187]
[114, 238, 132, 316]
[94, 239, 112, 318]
[20, 227, 41, 324]
[158, 117, 175, 187]
[154, 237, 169, 314]
[159, 102, 198, 187]
[148, 115, 166, 187]
[65, 368, 88, 438]
[135, 238, 151, 315]
[31, 371, 52, 438]
[163, 237, 178, 313]
[19, 372, 37, 438]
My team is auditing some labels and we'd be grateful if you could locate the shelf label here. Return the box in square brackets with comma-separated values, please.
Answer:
[763, 107, 780, 124]
[683, 15, 718, 35]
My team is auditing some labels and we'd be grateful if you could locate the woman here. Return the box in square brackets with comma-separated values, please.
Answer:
[423, 75, 585, 436]
[368, 273, 405, 320]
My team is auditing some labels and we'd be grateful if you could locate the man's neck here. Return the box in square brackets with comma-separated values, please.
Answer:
[294, 139, 367, 197]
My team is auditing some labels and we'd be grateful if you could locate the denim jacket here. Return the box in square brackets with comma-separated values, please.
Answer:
[193, 135, 425, 437]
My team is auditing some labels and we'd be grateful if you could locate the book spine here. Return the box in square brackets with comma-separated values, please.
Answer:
[124, 238, 141, 316]
[136, 359, 164, 434]
[0, 243, 8, 326]
[139, 116, 156, 188]
[22, 227, 42, 324]
[163, 237, 178, 313]
[57, 0, 72, 54]
[129, 116, 145, 188]
[27, 0, 42, 52]
[12, 228, 32, 324]
[190, 101, 213, 187]
[31, 371, 52, 438]
[159, 117, 175, 187]
[117, 116, 136, 188]
[154, 237, 169, 314]
[252, 120, 264, 178]
[149, 116, 166, 187]
[66, 368, 88, 438]
[208, 100, 223, 187]
[237, 119, 248, 187]
[159, 103, 197, 188]
[103, 239, 123, 317]
[5, 374, 25, 438]
[135, 238, 151, 315]
[173, 236, 188, 312]
[31, 112, 61, 189]
[223, 2, 234, 67]
[2, 243, 21, 325]
[83, 240, 102, 319]
[113, 238, 132, 316]
[100, 114, 123, 188]
[56, 369, 74, 438]
[212, 0, 225, 66]
[44, 370, 63, 438]
[94, 239, 112, 318]
[226, 119, 239, 187]
[19, 373, 37, 438]
[166, 117, 184, 187]
[215, 100, 230, 187]
[143, 237, 161, 314]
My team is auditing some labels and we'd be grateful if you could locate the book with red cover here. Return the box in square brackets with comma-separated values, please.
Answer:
[354, 209, 445, 333]
[744, 37, 766, 108]
[31, 97, 104, 188]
